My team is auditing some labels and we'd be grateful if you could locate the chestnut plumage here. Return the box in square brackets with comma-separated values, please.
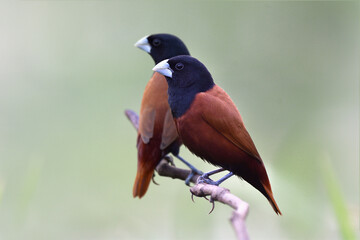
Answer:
[133, 34, 190, 198]
[153, 56, 281, 214]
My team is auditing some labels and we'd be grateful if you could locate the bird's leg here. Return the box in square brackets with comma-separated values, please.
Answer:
[174, 155, 203, 186]
[198, 169, 234, 186]
[198, 168, 225, 185]
[202, 168, 226, 177]
[215, 172, 234, 185]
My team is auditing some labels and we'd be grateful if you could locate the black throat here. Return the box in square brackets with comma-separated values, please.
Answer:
[166, 77, 215, 118]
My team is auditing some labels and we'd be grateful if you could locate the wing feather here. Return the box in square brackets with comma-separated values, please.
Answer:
[197, 86, 262, 162]
[160, 109, 178, 150]
[138, 107, 156, 144]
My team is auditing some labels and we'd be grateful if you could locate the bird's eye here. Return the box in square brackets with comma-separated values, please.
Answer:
[152, 39, 161, 47]
[175, 62, 184, 71]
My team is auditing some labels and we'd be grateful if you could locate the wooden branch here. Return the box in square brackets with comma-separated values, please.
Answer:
[125, 109, 250, 240]
[125, 109, 139, 130]
[190, 184, 249, 240]
[156, 158, 200, 184]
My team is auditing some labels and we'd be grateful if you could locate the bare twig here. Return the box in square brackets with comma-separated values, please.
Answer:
[125, 109, 139, 130]
[156, 158, 200, 184]
[125, 109, 250, 240]
[190, 184, 249, 240]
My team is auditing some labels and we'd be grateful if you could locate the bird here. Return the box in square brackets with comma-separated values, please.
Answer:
[152, 55, 281, 214]
[133, 34, 201, 198]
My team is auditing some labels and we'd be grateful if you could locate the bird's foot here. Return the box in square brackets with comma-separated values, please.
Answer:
[190, 181, 216, 214]
[152, 173, 159, 185]
[174, 155, 202, 186]
[208, 197, 215, 214]
[197, 174, 219, 186]
[185, 168, 203, 186]
[197, 170, 234, 186]
[164, 155, 175, 167]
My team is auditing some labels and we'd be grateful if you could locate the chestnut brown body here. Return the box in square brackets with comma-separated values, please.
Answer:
[174, 85, 281, 214]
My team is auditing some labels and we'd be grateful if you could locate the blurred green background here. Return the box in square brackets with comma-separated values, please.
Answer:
[0, 1, 358, 239]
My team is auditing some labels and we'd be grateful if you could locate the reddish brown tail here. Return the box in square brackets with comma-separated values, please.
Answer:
[132, 165, 154, 198]
[262, 181, 282, 215]
[133, 136, 162, 198]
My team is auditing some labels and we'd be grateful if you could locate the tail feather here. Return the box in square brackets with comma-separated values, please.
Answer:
[262, 182, 282, 215]
[132, 166, 154, 198]
[133, 135, 162, 198]
[241, 159, 282, 215]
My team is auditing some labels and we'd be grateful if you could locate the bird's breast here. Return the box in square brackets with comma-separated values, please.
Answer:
[174, 94, 258, 172]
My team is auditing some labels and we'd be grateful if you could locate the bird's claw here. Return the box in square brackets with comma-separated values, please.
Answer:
[197, 175, 219, 186]
[185, 169, 203, 186]
[152, 173, 159, 185]
[191, 193, 195, 203]
[208, 197, 215, 214]
[164, 156, 175, 167]
[190, 192, 215, 214]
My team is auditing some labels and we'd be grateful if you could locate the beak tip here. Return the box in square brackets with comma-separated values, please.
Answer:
[153, 59, 172, 78]
[134, 35, 151, 53]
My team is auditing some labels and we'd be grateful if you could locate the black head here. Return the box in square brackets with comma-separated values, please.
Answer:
[135, 34, 190, 64]
[152, 55, 215, 118]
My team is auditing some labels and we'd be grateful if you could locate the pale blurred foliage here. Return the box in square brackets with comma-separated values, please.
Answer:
[0, 1, 358, 240]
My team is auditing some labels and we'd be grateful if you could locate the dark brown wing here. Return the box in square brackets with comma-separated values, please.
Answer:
[134, 73, 179, 198]
[138, 73, 178, 149]
[197, 85, 262, 162]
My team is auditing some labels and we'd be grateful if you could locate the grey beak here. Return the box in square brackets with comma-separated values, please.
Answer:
[134, 35, 151, 53]
[152, 59, 173, 78]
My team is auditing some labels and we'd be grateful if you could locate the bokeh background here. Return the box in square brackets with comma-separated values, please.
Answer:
[0, 1, 358, 239]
